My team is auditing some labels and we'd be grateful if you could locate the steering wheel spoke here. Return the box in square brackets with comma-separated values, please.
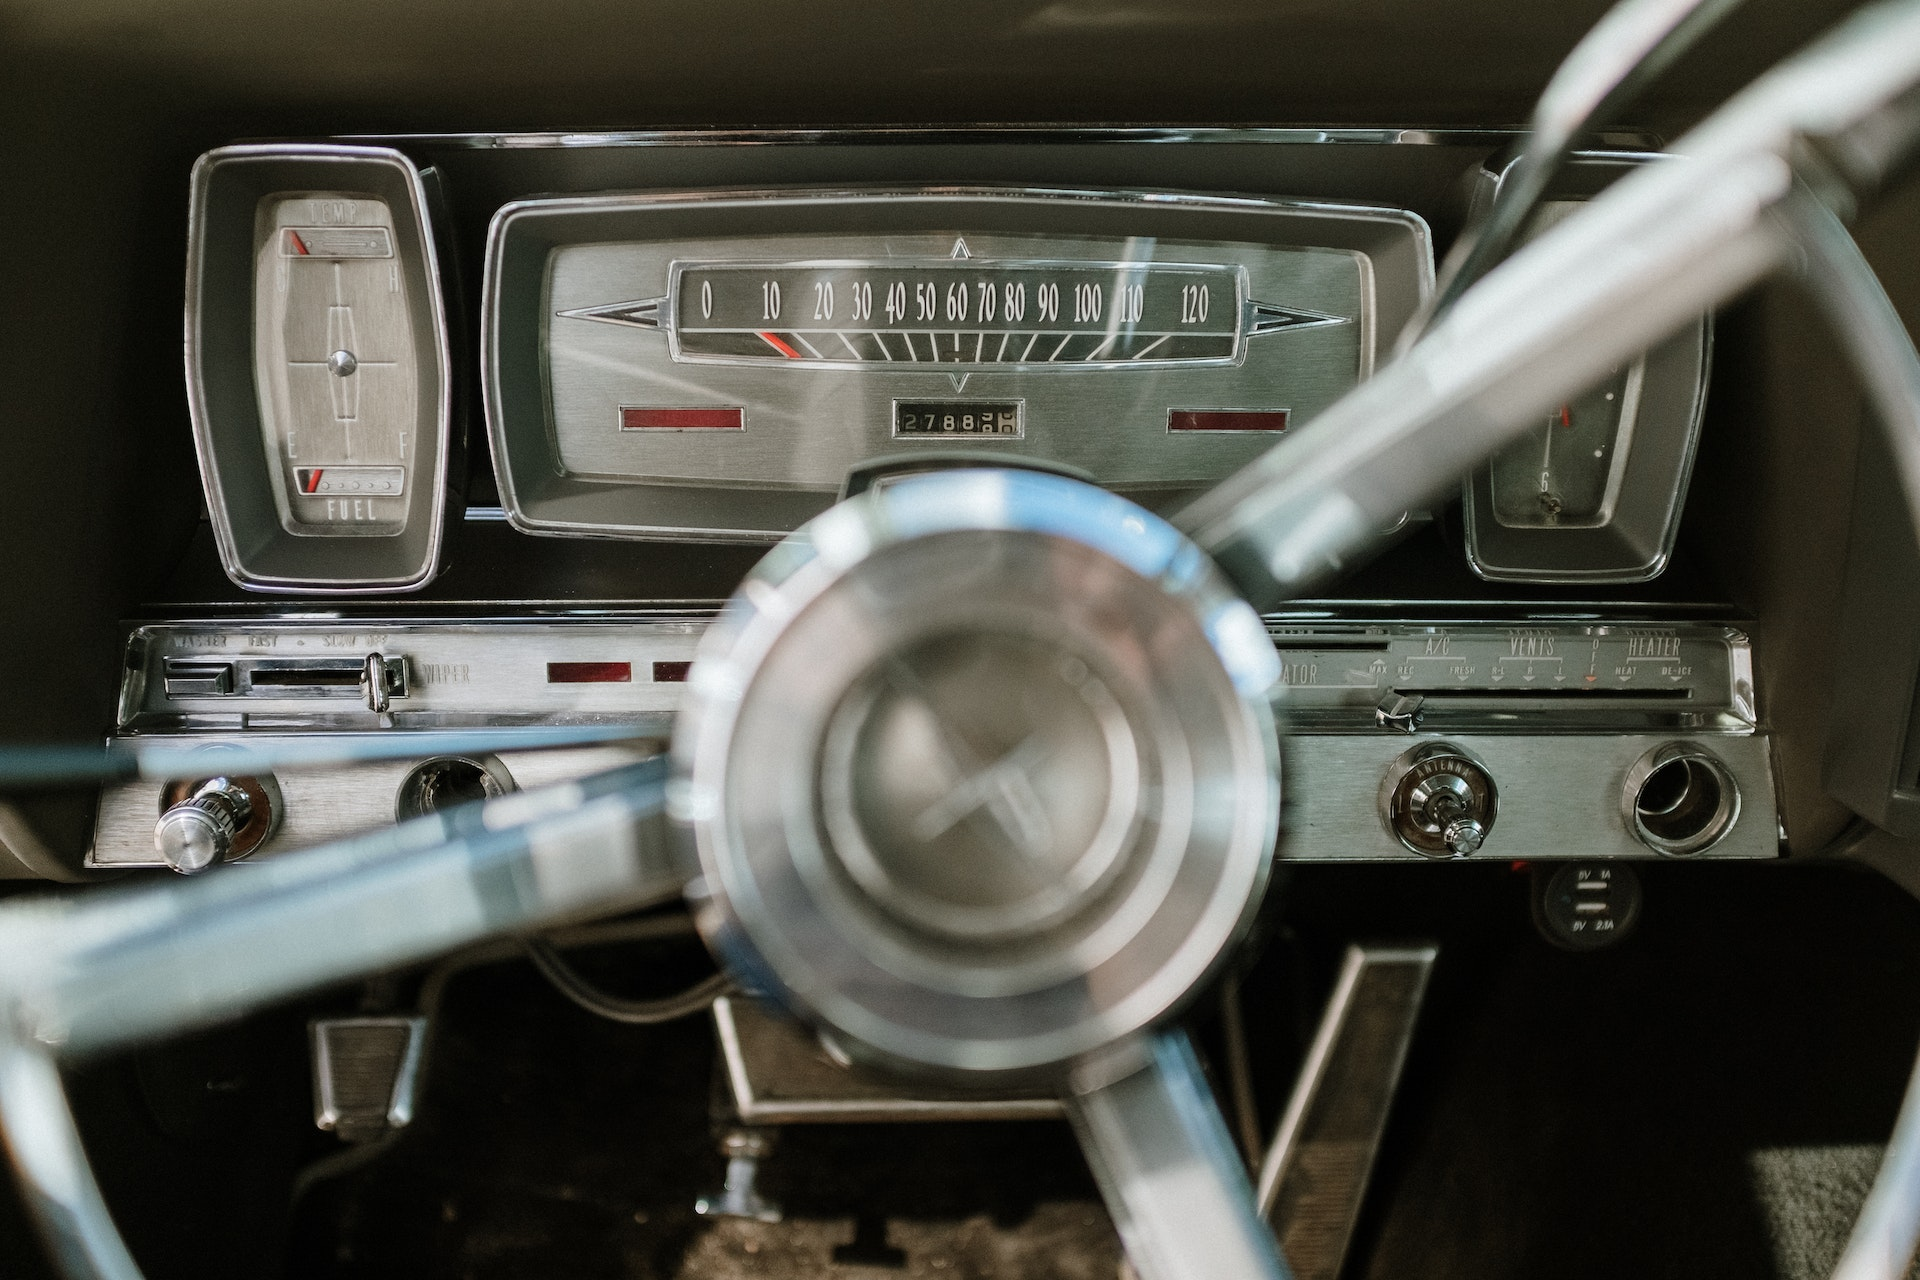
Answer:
[0, 759, 683, 1061]
[1068, 1031, 1291, 1280]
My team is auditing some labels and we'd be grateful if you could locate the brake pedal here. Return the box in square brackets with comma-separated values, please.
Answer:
[310, 1016, 427, 1142]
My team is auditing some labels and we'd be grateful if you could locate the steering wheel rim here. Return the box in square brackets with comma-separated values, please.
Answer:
[10, 1, 1920, 1276]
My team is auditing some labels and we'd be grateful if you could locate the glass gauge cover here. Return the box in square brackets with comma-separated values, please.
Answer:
[186, 144, 451, 593]
[1461, 173, 1711, 584]
[486, 189, 1436, 541]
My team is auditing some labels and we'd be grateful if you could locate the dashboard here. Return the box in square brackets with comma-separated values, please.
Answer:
[27, 128, 1783, 879]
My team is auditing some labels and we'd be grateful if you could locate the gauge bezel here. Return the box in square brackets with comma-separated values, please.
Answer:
[186, 144, 454, 593]
[1461, 155, 1714, 583]
[483, 187, 1432, 543]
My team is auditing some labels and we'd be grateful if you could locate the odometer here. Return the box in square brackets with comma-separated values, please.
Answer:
[894, 400, 1023, 438]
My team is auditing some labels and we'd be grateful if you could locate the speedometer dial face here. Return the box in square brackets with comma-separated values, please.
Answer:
[655, 259, 1257, 369]
[548, 231, 1359, 495]
[253, 194, 416, 536]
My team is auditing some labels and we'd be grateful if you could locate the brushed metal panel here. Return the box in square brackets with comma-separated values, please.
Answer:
[99, 618, 1776, 868]
[89, 742, 659, 869]
[1280, 732, 1776, 862]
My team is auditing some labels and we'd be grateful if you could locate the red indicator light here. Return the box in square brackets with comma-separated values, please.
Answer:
[1168, 409, 1291, 433]
[546, 661, 632, 684]
[651, 661, 693, 683]
[619, 407, 744, 431]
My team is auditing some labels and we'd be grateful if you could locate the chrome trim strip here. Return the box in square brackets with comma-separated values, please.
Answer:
[348, 126, 1661, 151]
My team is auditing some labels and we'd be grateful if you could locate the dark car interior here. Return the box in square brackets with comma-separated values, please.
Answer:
[5, 2, 1920, 1278]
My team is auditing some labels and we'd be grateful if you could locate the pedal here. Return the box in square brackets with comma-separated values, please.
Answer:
[310, 1016, 427, 1142]
[1257, 944, 1436, 1280]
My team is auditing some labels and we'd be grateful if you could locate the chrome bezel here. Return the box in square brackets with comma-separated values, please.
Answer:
[1622, 741, 1742, 856]
[1461, 153, 1714, 584]
[483, 185, 1432, 543]
[185, 144, 453, 594]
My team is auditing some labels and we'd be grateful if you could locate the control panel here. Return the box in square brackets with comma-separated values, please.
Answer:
[91, 619, 1775, 869]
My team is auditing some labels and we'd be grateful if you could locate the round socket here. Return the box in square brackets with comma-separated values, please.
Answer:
[1624, 744, 1739, 855]
[395, 755, 514, 821]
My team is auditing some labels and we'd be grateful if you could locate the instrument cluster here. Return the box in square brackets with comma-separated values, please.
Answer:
[183, 139, 1710, 592]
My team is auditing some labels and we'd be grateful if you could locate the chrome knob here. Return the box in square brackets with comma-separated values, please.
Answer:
[1443, 817, 1487, 856]
[1382, 743, 1498, 858]
[154, 777, 253, 874]
[1408, 771, 1474, 826]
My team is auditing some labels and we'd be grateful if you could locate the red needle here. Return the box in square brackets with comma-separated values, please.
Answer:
[288, 231, 310, 256]
[1559, 404, 1572, 427]
[757, 331, 803, 359]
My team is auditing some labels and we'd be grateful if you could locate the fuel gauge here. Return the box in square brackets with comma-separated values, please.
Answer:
[187, 145, 451, 593]
[254, 194, 416, 536]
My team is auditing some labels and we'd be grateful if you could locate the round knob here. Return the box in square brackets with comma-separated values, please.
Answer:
[1443, 817, 1487, 856]
[1383, 743, 1498, 858]
[154, 777, 253, 875]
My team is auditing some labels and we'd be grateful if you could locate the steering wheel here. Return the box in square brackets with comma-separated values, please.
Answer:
[9, 3, 1920, 1278]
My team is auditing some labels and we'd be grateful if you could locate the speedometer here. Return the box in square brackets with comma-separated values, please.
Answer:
[484, 189, 1431, 541]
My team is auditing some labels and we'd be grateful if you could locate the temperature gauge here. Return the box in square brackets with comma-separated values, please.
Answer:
[1462, 186, 1710, 583]
[1488, 362, 1637, 528]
